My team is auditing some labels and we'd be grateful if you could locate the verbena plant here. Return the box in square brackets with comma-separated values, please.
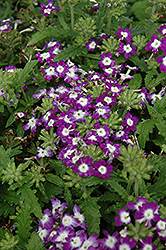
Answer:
[0, 0, 166, 249]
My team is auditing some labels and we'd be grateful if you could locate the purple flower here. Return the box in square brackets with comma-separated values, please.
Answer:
[87, 71, 104, 82]
[100, 140, 121, 159]
[126, 196, 147, 211]
[61, 213, 80, 229]
[92, 106, 111, 120]
[145, 33, 166, 54]
[137, 88, 151, 107]
[150, 87, 166, 105]
[116, 27, 132, 42]
[139, 236, 157, 250]
[51, 198, 68, 220]
[98, 52, 116, 68]
[156, 52, 166, 73]
[83, 130, 98, 145]
[36, 146, 54, 159]
[72, 156, 94, 177]
[86, 38, 98, 51]
[94, 123, 111, 141]
[0, 19, 13, 32]
[118, 236, 137, 250]
[118, 42, 136, 59]
[113, 130, 129, 141]
[32, 89, 47, 99]
[102, 230, 119, 250]
[40, 0, 60, 16]
[79, 234, 99, 249]
[38, 209, 54, 230]
[54, 60, 69, 78]
[121, 113, 139, 132]
[75, 94, 93, 110]
[73, 205, 87, 230]
[35, 52, 53, 64]
[157, 24, 166, 36]
[22, 114, 39, 133]
[63, 230, 86, 250]
[5, 65, 16, 72]
[134, 201, 161, 228]
[93, 159, 113, 179]
[115, 209, 131, 226]
[64, 66, 80, 83]
[41, 64, 58, 81]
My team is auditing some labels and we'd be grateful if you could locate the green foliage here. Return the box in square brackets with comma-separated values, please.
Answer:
[20, 185, 42, 218]
[26, 232, 43, 250]
[118, 88, 143, 111]
[82, 197, 101, 235]
[15, 203, 33, 245]
[137, 119, 155, 148]
[0, 231, 19, 250]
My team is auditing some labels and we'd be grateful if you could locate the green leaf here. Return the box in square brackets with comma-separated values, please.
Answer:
[155, 72, 166, 84]
[49, 159, 66, 177]
[137, 119, 155, 148]
[16, 60, 38, 87]
[21, 185, 42, 218]
[15, 203, 32, 244]
[53, 44, 84, 62]
[128, 73, 142, 89]
[0, 146, 11, 172]
[46, 173, 64, 188]
[145, 70, 156, 89]
[106, 180, 128, 199]
[0, 103, 4, 113]
[64, 187, 73, 210]
[96, 0, 107, 33]
[57, 13, 69, 30]
[130, 55, 148, 72]
[5, 114, 15, 128]
[26, 231, 43, 250]
[79, 176, 104, 186]
[28, 25, 63, 45]
[82, 197, 101, 235]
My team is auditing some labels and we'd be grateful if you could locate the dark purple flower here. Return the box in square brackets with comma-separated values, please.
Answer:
[73, 204, 87, 230]
[102, 230, 119, 250]
[93, 106, 111, 120]
[41, 64, 58, 81]
[54, 60, 69, 78]
[139, 236, 157, 250]
[5, 65, 16, 72]
[40, 0, 60, 16]
[98, 52, 116, 68]
[64, 66, 80, 83]
[135, 201, 161, 228]
[72, 156, 94, 177]
[126, 196, 147, 211]
[116, 27, 132, 42]
[93, 159, 113, 179]
[157, 24, 166, 36]
[145, 33, 166, 54]
[118, 42, 136, 59]
[121, 113, 139, 132]
[115, 209, 131, 226]
[86, 38, 98, 51]
[118, 236, 137, 250]
[100, 140, 121, 159]
[38, 209, 54, 230]
[156, 52, 166, 73]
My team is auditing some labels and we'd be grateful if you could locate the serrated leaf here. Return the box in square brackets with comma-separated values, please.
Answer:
[21, 185, 42, 218]
[46, 173, 64, 188]
[0, 146, 11, 171]
[54, 45, 84, 62]
[155, 72, 166, 84]
[15, 203, 32, 244]
[106, 180, 128, 199]
[130, 55, 148, 72]
[79, 176, 104, 186]
[5, 114, 15, 128]
[137, 119, 155, 148]
[49, 159, 66, 177]
[128, 73, 142, 89]
[28, 25, 63, 45]
[82, 197, 101, 235]
[0, 103, 4, 113]
[64, 187, 73, 210]
[96, 0, 107, 33]
[26, 231, 43, 250]
[145, 70, 156, 88]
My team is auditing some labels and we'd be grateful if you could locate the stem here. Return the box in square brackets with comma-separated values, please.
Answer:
[107, 12, 112, 32]
[127, 181, 132, 194]
[57, 0, 62, 10]
[70, 5, 74, 30]
[22, 88, 29, 105]
[134, 178, 139, 197]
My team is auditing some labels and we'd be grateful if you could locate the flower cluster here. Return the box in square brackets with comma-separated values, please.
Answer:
[37, 196, 166, 249]
[40, 0, 60, 16]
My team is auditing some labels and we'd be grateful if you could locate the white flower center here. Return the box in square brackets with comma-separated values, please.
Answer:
[162, 29, 166, 34]
[62, 215, 73, 227]
[64, 149, 75, 158]
[28, 117, 36, 128]
[78, 97, 88, 106]
[119, 244, 130, 250]
[41, 52, 50, 59]
[124, 44, 132, 53]
[56, 86, 67, 93]
[50, 230, 57, 237]
[104, 96, 112, 104]
[56, 231, 68, 242]
[89, 135, 97, 141]
[127, 118, 133, 126]
[144, 209, 154, 220]
[79, 163, 89, 173]
[107, 144, 116, 153]
[102, 57, 112, 66]
[98, 166, 107, 174]
[143, 245, 152, 250]
[105, 236, 116, 248]
[156, 220, 166, 230]
[163, 57, 166, 66]
[151, 39, 161, 48]
[57, 66, 64, 73]
[48, 119, 54, 127]
[69, 92, 78, 99]
[71, 236, 82, 248]
[121, 211, 130, 224]
[111, 86, 119, 93]
[62, 127, 70, 136]
[97, 108, 106, 115]
[46, 66, 55, 75]
[116, 130, 124, 137]
[121, 31, 128, 38]
[97, 128, 106, 137]
[89, 41, 96, 49]
[74, 110, 85, 119]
